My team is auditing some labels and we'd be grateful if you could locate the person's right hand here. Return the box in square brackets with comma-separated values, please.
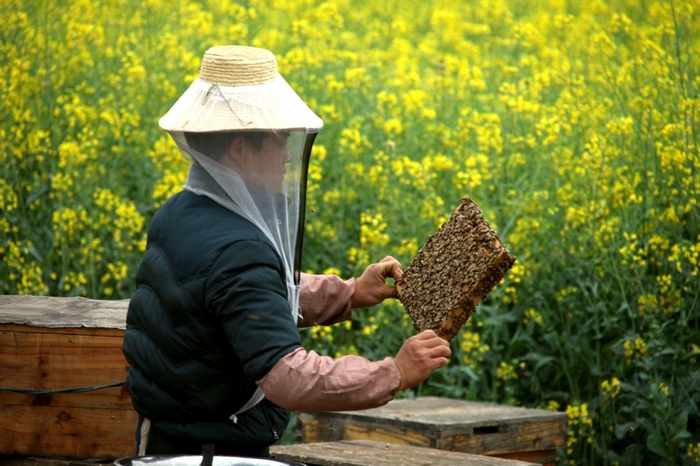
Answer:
[394, 330, 452, 390]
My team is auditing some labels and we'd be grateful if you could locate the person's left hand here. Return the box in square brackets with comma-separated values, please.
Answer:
[351, 256, 403, 309]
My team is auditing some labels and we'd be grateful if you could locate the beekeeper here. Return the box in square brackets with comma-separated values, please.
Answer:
[122, 45, 451, 458]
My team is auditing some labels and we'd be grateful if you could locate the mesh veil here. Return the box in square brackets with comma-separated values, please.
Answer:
[170, 129, 315, 324]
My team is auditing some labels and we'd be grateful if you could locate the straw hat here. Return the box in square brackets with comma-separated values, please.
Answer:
[159, 45, 323, 133]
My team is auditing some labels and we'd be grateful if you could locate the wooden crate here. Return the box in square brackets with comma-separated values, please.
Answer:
[296, 397, 566, 465]
[0, 295, 137, 460]
[271, 440, 534, 466]
[0, 457, 106, 466]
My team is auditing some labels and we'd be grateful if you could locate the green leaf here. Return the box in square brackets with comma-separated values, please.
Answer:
[614, 422, 636, 440]
[646, 433, 667, 456]
[671, 409, 688, 435]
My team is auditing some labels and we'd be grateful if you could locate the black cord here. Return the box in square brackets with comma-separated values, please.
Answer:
[0, 380, 125, 395]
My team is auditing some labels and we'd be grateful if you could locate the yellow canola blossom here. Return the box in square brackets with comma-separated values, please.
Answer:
[2, 3, 699, 462]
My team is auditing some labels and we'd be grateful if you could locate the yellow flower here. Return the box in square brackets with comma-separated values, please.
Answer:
[523, 308, 543, 326]
[687, 442, 700, 463]
[460, 330, 490, 369]
[601, 377, 621, 398]
[383, 118, 403, 135]
[312, 144, 328, 162]
[496, 361, 519, 384]
[623, 337, 647, 362]
[546, 400, 560, 411]
[0, 178, 19, 211]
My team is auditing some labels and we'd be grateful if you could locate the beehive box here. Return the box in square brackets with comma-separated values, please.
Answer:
[271, 440, 535, 466]
[0, 295, 137, 459]
[296, 397, 567, 465]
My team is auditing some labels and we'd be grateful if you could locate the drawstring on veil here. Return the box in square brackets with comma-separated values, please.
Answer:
[202, 84, 254, 128]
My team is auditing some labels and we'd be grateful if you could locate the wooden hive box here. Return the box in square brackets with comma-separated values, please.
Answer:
[271, 440, 535, 466]
[0, 295, 137, 459]
[296, 397, 567, 465]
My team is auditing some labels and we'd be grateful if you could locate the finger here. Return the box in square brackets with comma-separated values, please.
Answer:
[415, 329, 438, 340]
[435, 356, 450, 368]
[432, 345, 452, 359]
[426, 342, 452, 359]
[414, 332, 451, 353]
[390, 261, 403, 281]
[386, 285, 399, 300]
[379, 259, 402, 280]
[377, 256, 403, 279]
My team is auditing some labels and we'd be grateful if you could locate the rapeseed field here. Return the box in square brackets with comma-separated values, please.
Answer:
[1, 0, 698, 463]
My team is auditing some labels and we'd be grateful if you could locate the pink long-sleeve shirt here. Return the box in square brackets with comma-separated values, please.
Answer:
[256, 273, 402, 411]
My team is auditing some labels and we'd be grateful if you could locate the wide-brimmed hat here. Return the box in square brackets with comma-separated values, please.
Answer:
[159, 45, 323, 133]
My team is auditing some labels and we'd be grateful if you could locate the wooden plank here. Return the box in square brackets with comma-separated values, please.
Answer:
[299, 416, 432, 446]
[316, 396, 563, 427]
[299, 417, 559, 464]
[443, 419, 562, 456]
[0, 323, 126, 337]
[297, 397, 567, 461]
[0, 295, 128, 329]
[0, 457, 109, 466]
[271, 440, 534, 466]
[0, 386, 131, 411]
[0, 295, 136, 459]
[0, 330, 130, 401]
[0, 405, 137, 459]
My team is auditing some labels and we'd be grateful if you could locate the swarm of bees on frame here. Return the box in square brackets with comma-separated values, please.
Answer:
[397, 198, 516, 342]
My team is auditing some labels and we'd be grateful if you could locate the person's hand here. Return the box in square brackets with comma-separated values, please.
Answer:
[351, 256, 403, 309]
[394, 330, 451, 390]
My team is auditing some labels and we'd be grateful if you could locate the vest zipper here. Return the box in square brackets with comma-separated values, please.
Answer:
[272, 426, 279, 440]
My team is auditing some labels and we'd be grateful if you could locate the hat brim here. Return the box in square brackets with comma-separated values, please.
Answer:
[159, 76, 323, 133]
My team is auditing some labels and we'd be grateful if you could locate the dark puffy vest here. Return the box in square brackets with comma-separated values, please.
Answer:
[123, 190, 302, 456]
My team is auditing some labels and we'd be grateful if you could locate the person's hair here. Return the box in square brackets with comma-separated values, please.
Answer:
[184, 131, 267, 161]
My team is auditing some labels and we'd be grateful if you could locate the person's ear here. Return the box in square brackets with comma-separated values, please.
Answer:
[226, 136, 246, 164]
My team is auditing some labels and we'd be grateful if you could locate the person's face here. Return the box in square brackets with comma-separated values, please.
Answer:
[230, 132, 291, 193]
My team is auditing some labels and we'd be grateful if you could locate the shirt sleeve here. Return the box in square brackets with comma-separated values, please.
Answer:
[256, 347, 402, 412]
[298, 273, 355, 327]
